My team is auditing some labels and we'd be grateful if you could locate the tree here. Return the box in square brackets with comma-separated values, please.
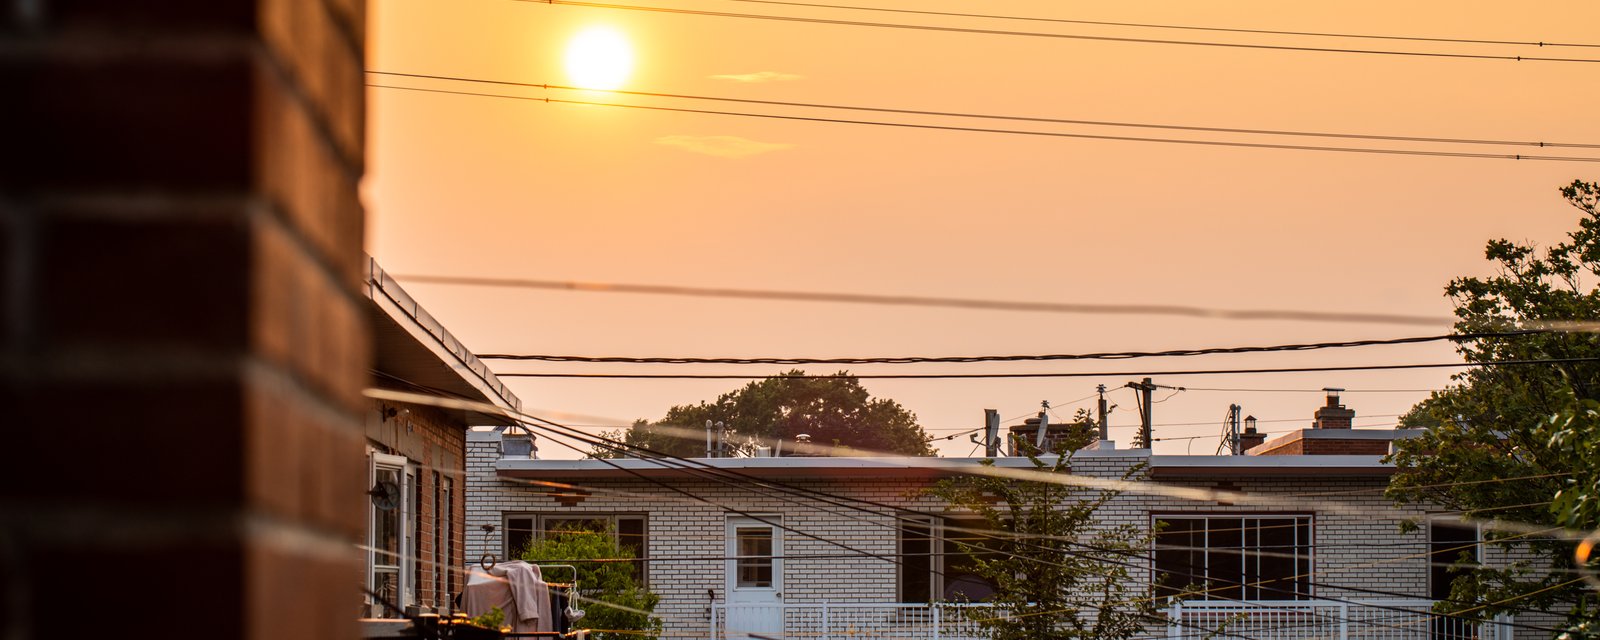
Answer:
[519, 524, 662, 640]
[1387, 180, 1600, 631]
[927, 410, 1157, 640]
[595, 370, 936, 458]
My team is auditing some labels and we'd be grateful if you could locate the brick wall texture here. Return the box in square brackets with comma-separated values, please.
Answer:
[2, 2, 368, 639]
[466, 441, 1560, 639]
[367, 400, 467, 611]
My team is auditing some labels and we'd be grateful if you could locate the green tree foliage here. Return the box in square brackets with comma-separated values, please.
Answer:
[927, 411, 1156, 640]
[1387, 180, 1600, 630]
[595, 370, 935, 457]
[1549, 389, 1600, 640]
[519, 525, 662, 640]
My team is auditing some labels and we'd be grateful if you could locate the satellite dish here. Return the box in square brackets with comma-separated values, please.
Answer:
[369, 480, 401, 511]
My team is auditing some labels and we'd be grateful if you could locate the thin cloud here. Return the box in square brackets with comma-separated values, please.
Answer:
[655, 135, 795, 158]
[709, 71, 803, 83]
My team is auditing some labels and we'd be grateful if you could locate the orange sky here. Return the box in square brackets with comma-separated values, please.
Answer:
[363, 0, 1600, 458]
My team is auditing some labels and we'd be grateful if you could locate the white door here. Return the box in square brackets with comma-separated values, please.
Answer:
[725, 517, 783, 638]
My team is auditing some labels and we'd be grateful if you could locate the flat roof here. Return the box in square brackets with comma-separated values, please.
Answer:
[489, 440, 1392, 480]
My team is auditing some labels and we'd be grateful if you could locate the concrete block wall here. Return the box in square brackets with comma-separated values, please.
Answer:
[2, 1, 369, 639]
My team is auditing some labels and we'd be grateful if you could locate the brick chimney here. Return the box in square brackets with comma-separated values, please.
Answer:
[1238, 415, 1267, 452]
[1313, 388, 1355, 429]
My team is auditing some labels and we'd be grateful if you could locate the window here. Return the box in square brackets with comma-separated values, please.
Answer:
[940, 518, 999, 602]
[734, 527, 774, 587]
[432, 471, 443, 608]
[1429, 520, 1479, 601]
[896, 517, 1008, 603]
[368, 452, 415, 617]
[409, 469, 421, 606]
[898, 518, 936, 603]
[1153, 514, 1312, 601]
[442, 478, 455, 605]
[503, 513, 649, 584]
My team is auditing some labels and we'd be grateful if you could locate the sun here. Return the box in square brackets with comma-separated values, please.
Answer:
[564, 27, 634, 91]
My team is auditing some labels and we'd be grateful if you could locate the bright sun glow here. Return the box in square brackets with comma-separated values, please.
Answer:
[564, 27, 634, 91]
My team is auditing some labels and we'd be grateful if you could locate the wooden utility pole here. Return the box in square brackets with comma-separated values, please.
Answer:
[1127, 377, 1156, 449]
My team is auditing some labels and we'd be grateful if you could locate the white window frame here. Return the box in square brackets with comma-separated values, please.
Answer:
[725, 515, 783, 597]
[368, 452, 416, 616]
[1151, 513, 1315, 601]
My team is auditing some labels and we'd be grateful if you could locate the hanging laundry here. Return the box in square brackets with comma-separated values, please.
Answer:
[462, 560, 553, 634]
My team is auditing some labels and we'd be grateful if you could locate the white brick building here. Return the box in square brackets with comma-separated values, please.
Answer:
[466, 429, 1553, 639]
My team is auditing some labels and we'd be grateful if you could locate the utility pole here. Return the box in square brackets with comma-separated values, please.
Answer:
[1127, 377, 1155, 449]
[971, 409, 1000, 457]
[1096, 384, 1111, 447]
[1219, 404, 1242, 455]
[1125, 378, 1183, 449]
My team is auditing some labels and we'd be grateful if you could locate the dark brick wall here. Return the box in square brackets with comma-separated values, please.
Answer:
[2, 1, 368, 639]
[367, 401, 468, 611]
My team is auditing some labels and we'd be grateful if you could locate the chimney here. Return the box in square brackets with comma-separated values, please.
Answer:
[500, 429, 538, 458]
[1238, 415, 1267, 452]
[1313, 388, 1355, 429]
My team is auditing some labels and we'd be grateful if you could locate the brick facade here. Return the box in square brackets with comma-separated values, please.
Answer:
[366, 400, 468, 613]
[3, 1, 369, 639]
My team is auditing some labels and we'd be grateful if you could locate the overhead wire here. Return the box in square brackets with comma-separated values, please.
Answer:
[369, 83, 1600, 164]
[489, 356, 1600, 378]
[517, 0, 1600, 64]
[368, 71, 1600, 151]
[470, 330, 1551, 365]
[713, 0, 1600, 50]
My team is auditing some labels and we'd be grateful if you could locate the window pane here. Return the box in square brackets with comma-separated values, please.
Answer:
[374, 468, 401, 567]
[735, 527, 773, 588]
[506, 516, 535, 559]
[1253, 518, 1297, 600]
[941, 518, 998, 602]
[1153, 518, 1204, 600]
[618, 517, 648, 585]
[899, 520, 933, 603]
[1430, 522, 1478, 601]
[1206, 518, 1244, 601]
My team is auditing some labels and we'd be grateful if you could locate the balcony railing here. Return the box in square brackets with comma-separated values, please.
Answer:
[1166, 599, 1515, 640]
[710, 602, 993, 640]
[708, 600, 1515, 640]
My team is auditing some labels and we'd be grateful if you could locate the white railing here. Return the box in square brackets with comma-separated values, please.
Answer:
[709, 602, 995, 640]
[1166, 599, 1516, 640]
[709, 600, 1516, 639]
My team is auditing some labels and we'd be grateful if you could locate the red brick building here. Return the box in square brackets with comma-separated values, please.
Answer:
[364, 258, 523, 617]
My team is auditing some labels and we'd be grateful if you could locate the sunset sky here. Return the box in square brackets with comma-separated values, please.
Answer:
[363, 0, 1600, 458]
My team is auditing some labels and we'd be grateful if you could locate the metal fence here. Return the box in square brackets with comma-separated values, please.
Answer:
[1166, 599, 1516, 640]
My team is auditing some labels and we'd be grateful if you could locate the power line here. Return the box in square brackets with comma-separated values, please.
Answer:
[521, 0, 1600, 64]
[369, 83, 1600, 163]
[386, 271, 1459, 325]
[715, 0, 1600, 50]
[474, 331, 1548, 364]
[367, 71, 1600, 151]
[490, 357, 1600, 379]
